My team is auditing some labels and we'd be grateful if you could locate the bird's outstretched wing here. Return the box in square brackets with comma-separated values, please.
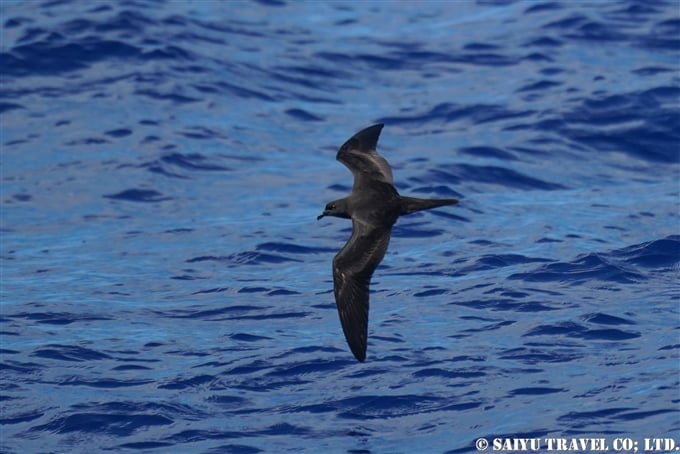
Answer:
[336, 123, 394, 187]
[332, 219, 392, 362]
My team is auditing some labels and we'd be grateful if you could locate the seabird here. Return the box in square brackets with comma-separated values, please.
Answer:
[318, 124, 458, 362]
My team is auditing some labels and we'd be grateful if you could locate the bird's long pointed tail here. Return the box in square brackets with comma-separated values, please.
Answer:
[399, 196, 458, 215]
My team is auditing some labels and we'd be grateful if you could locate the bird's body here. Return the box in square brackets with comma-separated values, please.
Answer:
[318, 124, 458, 362]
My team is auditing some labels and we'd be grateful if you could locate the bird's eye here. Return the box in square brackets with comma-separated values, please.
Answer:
[328, 203, 336, 210]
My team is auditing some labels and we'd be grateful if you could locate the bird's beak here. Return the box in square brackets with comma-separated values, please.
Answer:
[317, 212, 327, 221]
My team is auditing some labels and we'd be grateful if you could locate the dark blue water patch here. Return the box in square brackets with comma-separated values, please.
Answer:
[1, 39, 141, 76]
[135, 88, 201, 104]
[581, 313, 636, 326]
[542, 13, 590, 31]
[549, 87, 679, 164]
[558, 406, 639, 425]
[524, 321, 640, 341]
[237, 287, 270, 294]
[524, 36, 563, 48]
[462, 42, 499, 51]
[8, 311, 111, 325]
[576, 328, 641, 341]
[340, 395, 483, 420]
[405, 184, 461, 200]
[206, 395, 251, 408]
[175, 127, 211, 141]
[0, 102, 24, 113]
[461, 254, 553, 273]
[65, 136, 109, 146]
[455, 51, 522, 67]
[7, 192, 32, 202]
[187, 251, 302, 266]
[73, 10, 153, 34]
[412, 368, 486, 380]
[453, 298, 562, 313]
[508, 387, 565, 396]
[515, 236, 680, 285]
[111, 364, 153, 371]
[285, 108, 323, 122]
[153, 304, 265, 320]
[1, 360, 43, 375]
[413, 288, 448, 298]
[273, 63, 353, 87]
[460, 320, 515, 335]
[4, 16, 31, 29]
[450, 354, 486, 363]
[172, 273, 208, 281]
[267, 289, 300, 296]
[568, 19, 630, 41]
[610, 235, 680, 268]
[4, 138, 29, 148]
[458, 146, 518, 160]
[158, 152, 233, 171]
[266, 358, 350, 377]
[31, 344, 112, 362]
[275, 62, 352, 81]
[290, 394, 482, 419]
[326, 183, 351, 192]
[612, 2, 667, 17]
[379, 102, 536, 127]
[104, 128, 132, 138]
[233, 377, 311, 392]
[158, 374, 215, 390]
[118, 441, 174, 450]
[191, 286, 230, 294]
[275, 346, 344, 361]
[509, 252, 645, 284]
[103, 188, 172, 202]
[524, 2, 562, 14]
[230, 333, 272, 342]
[255, 422, 311, 436]
[60, 377, 155, 389]
[156, 304, 308, 322]
[195, 80, 274, 102]
[612, 408, 680, 422]
[203, 445, 263, 454]
[165, 428, 252, 443]
[256, 242, 335, 254]
[31, 411, 173, 436]
[537, 236, 563, 244]
[314, 51, 404, 71]
[643, 18, 680, 49]
[392, 221, 448, 239]
[517, 80, 563, 93]
[223, 359, 275, 376]
[0, 410, 45, 425]
[424, 164, 566, 191]
[499, 347, 583, 364]
[490, 288, 531, 299]
[262, 288, 302, 297]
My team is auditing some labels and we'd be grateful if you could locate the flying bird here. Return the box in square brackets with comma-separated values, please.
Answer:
[318, 124, 458, 361]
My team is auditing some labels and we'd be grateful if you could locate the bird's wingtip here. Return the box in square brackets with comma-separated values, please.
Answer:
[349, 123, 384, 153]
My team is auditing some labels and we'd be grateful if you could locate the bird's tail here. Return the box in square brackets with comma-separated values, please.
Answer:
[399, 196, 458, 215]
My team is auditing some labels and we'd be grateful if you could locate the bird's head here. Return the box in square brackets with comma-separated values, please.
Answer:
[317, 198, 351, 220]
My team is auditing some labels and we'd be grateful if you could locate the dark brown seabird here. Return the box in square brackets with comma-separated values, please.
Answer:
[318, 124, 458, 362]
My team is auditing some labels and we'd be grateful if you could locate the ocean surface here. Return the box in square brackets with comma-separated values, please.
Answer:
[1, 1, 679, 453]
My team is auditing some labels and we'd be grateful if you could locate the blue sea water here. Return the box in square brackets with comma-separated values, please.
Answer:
[1, 0, 679, 453]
